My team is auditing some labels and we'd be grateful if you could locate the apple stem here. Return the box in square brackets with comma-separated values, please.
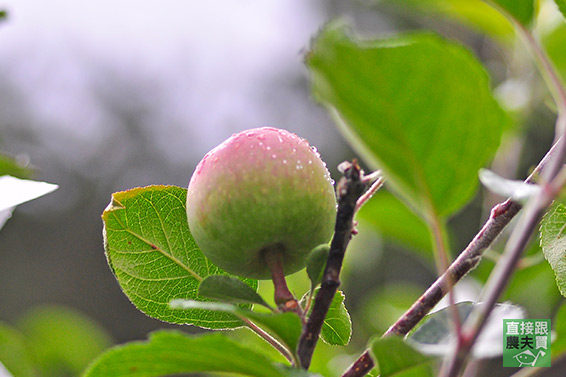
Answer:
[264, 249, 303, 317]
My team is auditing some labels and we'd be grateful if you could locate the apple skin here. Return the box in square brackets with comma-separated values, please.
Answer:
[187, 127, 336, 279]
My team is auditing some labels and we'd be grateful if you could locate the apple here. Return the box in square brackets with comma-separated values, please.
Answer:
[187, 127, 336, 280]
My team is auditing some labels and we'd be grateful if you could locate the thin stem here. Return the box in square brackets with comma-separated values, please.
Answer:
[297, 160, 370, 369]
[265, 248, 303, 316]
[440, 166, 566, 377]
[242, 317, 296, 365]
[340, 139, 561, 377]
[439, 11, 566, 373]
[516, 23, 566, 116]
[355, 174, 384, 213]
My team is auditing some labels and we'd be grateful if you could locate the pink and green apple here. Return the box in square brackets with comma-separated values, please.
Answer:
[187, 127, 336, 279]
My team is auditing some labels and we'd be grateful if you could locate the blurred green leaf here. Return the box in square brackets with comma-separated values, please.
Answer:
[358, 190, 432, 257]
[320, 291, 352, 346]
[383, 0, 514, 40]
[0, 322, 37, 377]
[308, 24, 507, 221]
[408, 302, 524, 358]
[198, 275, 272, 309]
[360, 283, 422, 335]
[552, 302, 566, 357]
[306, 244, 329, 290]
[488, 0, 535, 26]
[540, 202, 566, 297]
[170, 299, 302, 355]
[83, 330, 289, 377]
[102, 185, 258, 329]
[16, 306, 112, 377]
[0, 154, 31, 179]
[555, 0, 566, 19]
[543, 23, 566, 86]
[370, 336, 435, 377]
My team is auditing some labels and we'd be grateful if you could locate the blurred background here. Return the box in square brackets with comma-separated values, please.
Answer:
[0, 1, 563, 376]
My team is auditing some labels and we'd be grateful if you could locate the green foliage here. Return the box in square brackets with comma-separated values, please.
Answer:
[84, 330, 290, 377]
[308, 24, 507, 221]
[555, 0, 566, 19]
[540, 202, 566, 297]
[382, 0, 514, 39]
[552, 302, 566, 357]
[169, 300, 302, 358]
[102, 185, 257, 329]
[16, 306, 112, 377]
[320, 291, 351, 346]
[0, 323, 37, 377]
[306, 244, 329, 290]
[488, 0, 535, 25]
[370, 336, 435, 377]
[0, 154, 31, 179]
[357, 190, 431, 256]
[543, 22, 566, 85]
[86, 2, 566, 376]
[198, 275, 272, 309]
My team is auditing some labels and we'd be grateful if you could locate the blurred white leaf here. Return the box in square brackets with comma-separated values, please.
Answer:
[0, 208, 14, 230]
[0, 176, 58, 212]
[408, 302, 525, 358]
[0, 362, 14, 377]
[0, 176, 58, 230]
[479, 169, 540, 203]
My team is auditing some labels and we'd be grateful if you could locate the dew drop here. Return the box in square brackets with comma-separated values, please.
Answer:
[308, 160, 313, 165]
[283, 159, 287, 164]
[271, 154, 277, 159]
[250, 144, 255, 149]
[266, 146, 271, 151]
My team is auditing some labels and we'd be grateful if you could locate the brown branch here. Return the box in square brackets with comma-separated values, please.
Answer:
[298, 159, 369, 369]
[340, 138, 561, 377]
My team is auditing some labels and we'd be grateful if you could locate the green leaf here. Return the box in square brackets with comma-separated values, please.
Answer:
[170, 300, 302, 355]
[102, 185, 258, 329]
[83, 330, 289, 377]
[308, 24, 507, 221]
[383, 0, 514, 40]
[552, 302, 566, 357]
[543, 23, 566, 86]
[358, 190, 432, 257]
[198, 275, 272, 309]
[370, 336, 435, 377]
[16, 306, 113, 377]
[0, 154, 31, 179]
[407, 301, 524, 358]
[0, 322, 38, 377]
[306, 244, 329, 290]
[540, 202, 566, 297]
[320, 291, 352, 346]
[488, 0, 535, 26]
[555, 0, 566, 19]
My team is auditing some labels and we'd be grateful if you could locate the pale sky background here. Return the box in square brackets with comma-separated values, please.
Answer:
[0, 0, 343, 179]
